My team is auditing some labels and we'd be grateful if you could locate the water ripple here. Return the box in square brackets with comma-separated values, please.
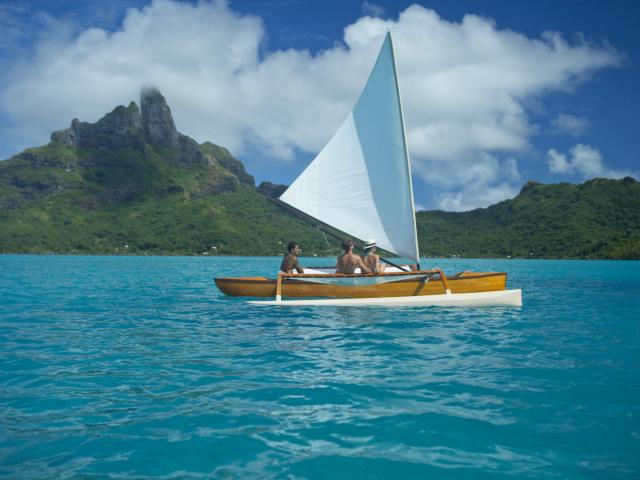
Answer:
[1, 256, 639, 479]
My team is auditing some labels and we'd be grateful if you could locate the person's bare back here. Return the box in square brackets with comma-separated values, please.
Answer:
[335, 239, 371, 274]
[362, 252, 385, 274]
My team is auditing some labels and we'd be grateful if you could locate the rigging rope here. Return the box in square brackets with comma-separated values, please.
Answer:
[319, 228, 334, 256]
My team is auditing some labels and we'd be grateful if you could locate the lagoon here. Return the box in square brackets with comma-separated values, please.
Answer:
[0, 255, 638, 478]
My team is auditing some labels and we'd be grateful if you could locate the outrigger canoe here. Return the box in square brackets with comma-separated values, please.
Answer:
[215, 268, 522, 307]
[214, 32, 522, 308]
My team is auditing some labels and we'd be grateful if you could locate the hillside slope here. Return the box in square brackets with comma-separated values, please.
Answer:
[417, 178, 640, 259]
[0, 89, 335, 255]
[1, 89, 638, 259]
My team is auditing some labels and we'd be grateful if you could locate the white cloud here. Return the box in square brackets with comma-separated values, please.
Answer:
[416, 152, 521, 211]
[547, 148, 571, 173]
[503, 156, 521, 181]
[551, 113, 589, 136]
[437, 182, 520, 212]
[1, 0, 266, 157]
[362, 2, 385, 18]
[547, 144, 633, 179]
[0, 0, 621, 210]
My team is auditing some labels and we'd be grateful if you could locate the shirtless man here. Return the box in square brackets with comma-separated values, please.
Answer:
[280, 241, 304, 274]
[335, 238, 372, 274]
[361, 239, 386, 274]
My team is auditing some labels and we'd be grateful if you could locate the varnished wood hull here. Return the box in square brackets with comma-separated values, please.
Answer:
[214, 271, 507, 299]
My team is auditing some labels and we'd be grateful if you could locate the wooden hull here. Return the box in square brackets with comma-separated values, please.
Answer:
[214, 271, 507, 299]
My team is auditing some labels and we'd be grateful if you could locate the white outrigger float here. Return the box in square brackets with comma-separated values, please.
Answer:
[215, 32, 522, 308]
[249, 289, 522, 307]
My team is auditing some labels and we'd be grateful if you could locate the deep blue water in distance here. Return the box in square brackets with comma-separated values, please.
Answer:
[0, 255, 639, 479]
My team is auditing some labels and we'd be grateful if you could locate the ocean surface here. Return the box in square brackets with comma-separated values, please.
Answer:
[0, 255, 638, 479]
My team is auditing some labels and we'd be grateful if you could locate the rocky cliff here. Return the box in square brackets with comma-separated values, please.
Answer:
[257, 181, 287, 198]
[0, 89, 337, 255]
[1, 88, 261, 210]
[50, 88, 211, 168]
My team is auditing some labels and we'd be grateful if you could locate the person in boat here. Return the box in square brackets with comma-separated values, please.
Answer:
[336, 238, 372, 274]
[280, 241, 304, 274]
[361, 239, 386, 274]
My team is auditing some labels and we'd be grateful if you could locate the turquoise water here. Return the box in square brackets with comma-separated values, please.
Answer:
[0, 255, 638, 479]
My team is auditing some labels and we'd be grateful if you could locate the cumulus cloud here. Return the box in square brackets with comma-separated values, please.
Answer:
[547, 144, 633, 179]
[0, 0, 621, 209]
[437, 183, 520, 212]
[551, 113, 589, 136]
[415, 152, 521, 210]
[1, 0, 266, 157]
[362, 2, 385, 18]
[547, 149, 571, 173]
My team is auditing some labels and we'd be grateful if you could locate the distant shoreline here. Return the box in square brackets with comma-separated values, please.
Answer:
[1, 252, 637, 261]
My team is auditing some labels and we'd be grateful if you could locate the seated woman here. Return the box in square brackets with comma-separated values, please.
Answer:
[361, 239, 386, 274]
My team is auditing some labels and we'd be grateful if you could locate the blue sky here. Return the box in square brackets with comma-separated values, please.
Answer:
[0, 0, 638, 210]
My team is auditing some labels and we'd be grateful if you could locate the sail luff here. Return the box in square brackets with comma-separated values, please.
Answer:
[387, 31, 421, 263]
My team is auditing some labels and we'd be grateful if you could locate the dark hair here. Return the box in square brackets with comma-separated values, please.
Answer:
[341, 238, 354, 251]
[287, 241, 299, 253]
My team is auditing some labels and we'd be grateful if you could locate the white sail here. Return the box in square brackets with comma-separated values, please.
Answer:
[279, 32, 420, 262]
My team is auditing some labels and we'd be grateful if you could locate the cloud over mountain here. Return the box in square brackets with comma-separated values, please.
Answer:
[547, 144, 634, 179]
[0, 0, 621, 210]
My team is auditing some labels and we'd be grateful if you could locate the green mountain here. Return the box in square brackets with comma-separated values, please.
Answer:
[416, 178, 640, 259]
[0, 88, 336, 256]
[0, 89, 638, 259]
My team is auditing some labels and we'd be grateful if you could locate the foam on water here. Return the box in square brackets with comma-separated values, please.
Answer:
[1, 256, 639, 478]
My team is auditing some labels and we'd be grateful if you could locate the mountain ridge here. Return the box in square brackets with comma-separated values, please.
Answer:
[1, 90, 638, 259]
[416, 177, 640, 259]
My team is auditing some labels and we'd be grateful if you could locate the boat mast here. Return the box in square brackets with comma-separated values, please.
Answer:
[387, 31, 421, 270]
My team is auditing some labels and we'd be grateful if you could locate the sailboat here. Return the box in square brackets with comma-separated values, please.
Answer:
[214, 32, 522, 307]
